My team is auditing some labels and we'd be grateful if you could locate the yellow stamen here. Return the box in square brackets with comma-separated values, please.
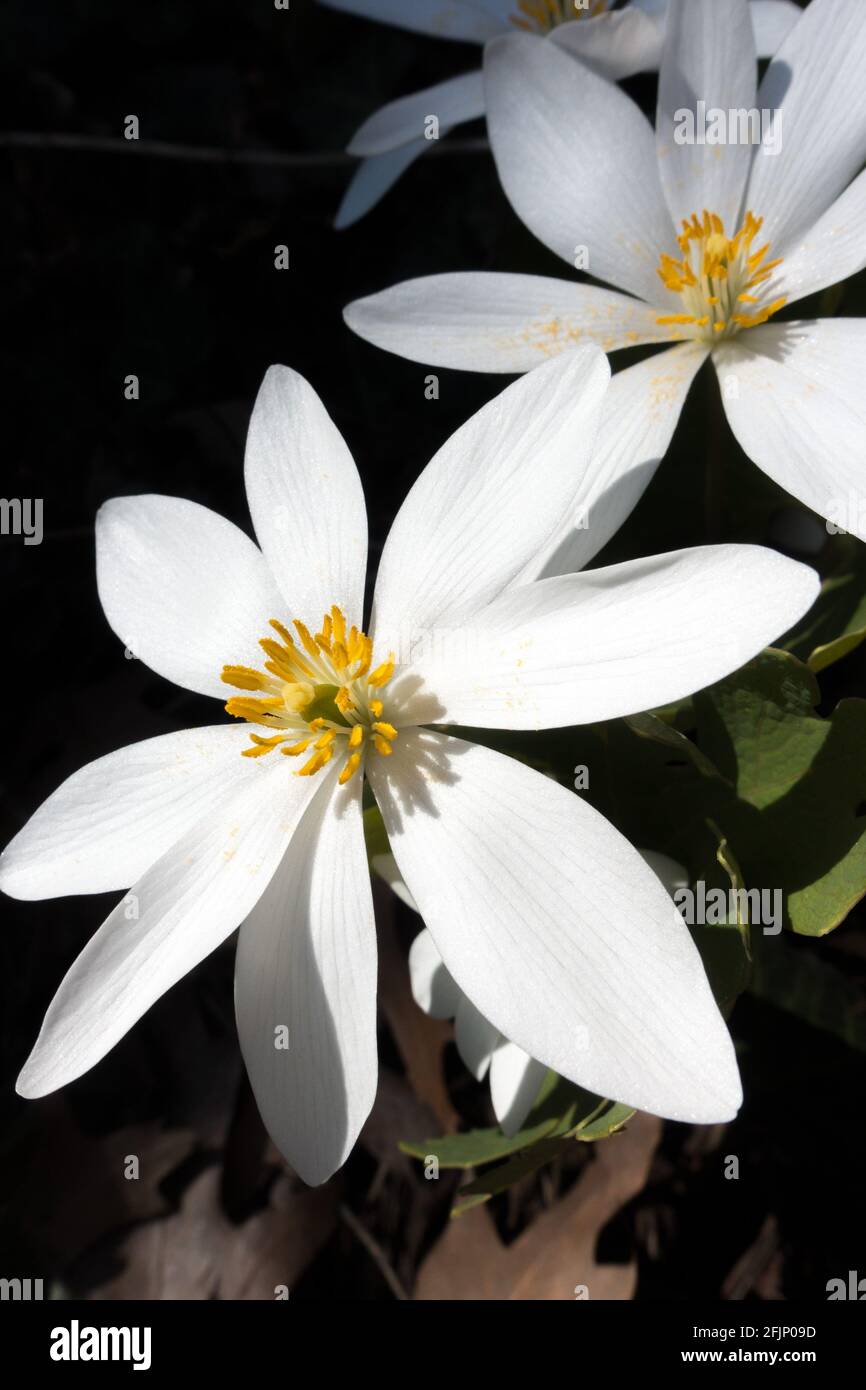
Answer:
[339, 751, 363, 785]
[281, 737, 314, 756]
[368, 656, 395, 688]
[225, 696, 285, 727]
[224, 607, 399, 781]
[297, 747, 334, 777]
[655, 208, 785, 343]
[294, 620, 321, 662]
[335, 686, 355, 716]
[331, 605, 347, 648]
[221, 665, 272, 692]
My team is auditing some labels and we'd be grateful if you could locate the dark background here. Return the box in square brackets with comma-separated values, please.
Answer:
[1, 0, 864, 1300]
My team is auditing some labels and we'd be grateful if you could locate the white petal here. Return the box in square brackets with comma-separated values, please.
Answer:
[634, 0, 807, 59]
[746, 0, 866, 252]
[484, 32, 676, 304]
[408, 926, 462, 1019]
[773, 170, 866, 308]
[372, 850, 419, 911]
[16, 760, 319, 1099]
[335, 139, 429, 229]
[489, 1044, 548, 1137]
[347, 70, 484, 156]
[748, 0, 800, 57]
[0, 724, 259, 900]
[235, 772, 377, 1186]
[454, 995, 500, 1081]
[244, 367, 367, 626]
[318, 0, 504, 43]
[551, 8, 662, 81]
[396, 543, 819, 729]
[716, 321, 866, 542]
[657, 0, 756, 232]
[344, 272, 675, 373]
[520, 343, 708, 580]
[368, 730, 742, 1124]
[371, 347, 609, 650]
[96, 495, 285, 701]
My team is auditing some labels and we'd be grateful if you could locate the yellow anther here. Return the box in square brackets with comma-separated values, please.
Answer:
[242, 732, 292, 758]
[335, 687, 355, 716]
[368, 656, 395, 688]
[281, 737, 314, 756]
[225, 607, 397, 783]
[316, 612, 333, 651]
[297, 747, 334, 777]
[293, 620, 321, 662]
[225, 696, 285, 726]
[656, 208, 784, 342]
[222, 665, 271, 691]
[338, 751, 363, 786]
[259, 637, 302, 678]
[331, 606, 347, 648]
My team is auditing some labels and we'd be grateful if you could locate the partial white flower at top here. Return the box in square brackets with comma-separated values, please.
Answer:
[378, 847, 687, 1136]
[345, 0, 866, 549]
[0, 350, 818, 1184]
[321, 0, 799, 226]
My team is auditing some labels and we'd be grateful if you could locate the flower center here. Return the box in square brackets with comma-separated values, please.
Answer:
[510, 0, 607, 34]
[222, 606, 396, 786]
[655, 210, 786, 343]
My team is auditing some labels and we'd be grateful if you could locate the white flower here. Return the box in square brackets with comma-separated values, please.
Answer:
[0, 351, 817, 1184]
[381, 848, 687, 1136]
[345, 0, 866, 549]
[322, 0, 799, 226]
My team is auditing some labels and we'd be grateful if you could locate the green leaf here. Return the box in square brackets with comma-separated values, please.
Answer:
[572, 1100, 635, 1141]
[686, 823, 753, 1015]
[623, 711, 721, 780]
[451, 1138, 570, 1217]
[399, 1076, 625, 1172]
[399, 1074, 580, 1170]
[690, 652, 866, 936]
[449, 1100, 636, 1215]
[781, 547, 866, 673]
[693, 650, 824, 810]
[362, 803, 390, 862]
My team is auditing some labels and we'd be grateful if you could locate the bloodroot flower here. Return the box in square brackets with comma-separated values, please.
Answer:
[322, 0, 798, 226]
[1, 353, 817, 1182]
[345, 0, 866, 542]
